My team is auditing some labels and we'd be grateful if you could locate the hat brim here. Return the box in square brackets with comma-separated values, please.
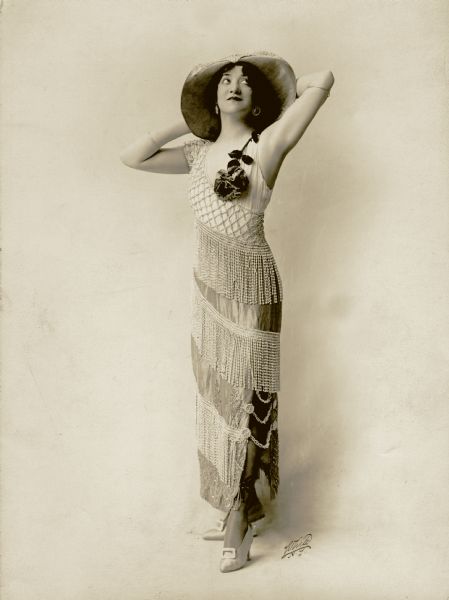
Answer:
[181, 52, 297, 141]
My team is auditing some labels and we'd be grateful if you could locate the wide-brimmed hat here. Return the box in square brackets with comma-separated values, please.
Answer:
[181, 51, 297, 140]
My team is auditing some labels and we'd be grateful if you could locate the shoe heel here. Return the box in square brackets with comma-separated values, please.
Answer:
[219, 524, 254, 573]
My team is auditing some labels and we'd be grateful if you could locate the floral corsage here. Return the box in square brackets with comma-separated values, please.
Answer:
[213, 131, 259, 202]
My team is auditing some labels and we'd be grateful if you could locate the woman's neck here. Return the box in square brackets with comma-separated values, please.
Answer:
[215, 115, 253, 144]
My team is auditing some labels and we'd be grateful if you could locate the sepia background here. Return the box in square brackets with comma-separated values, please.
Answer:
[2, 0, 448, 598]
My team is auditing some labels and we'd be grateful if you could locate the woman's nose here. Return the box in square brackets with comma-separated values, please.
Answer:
[230, 81, 241, 94]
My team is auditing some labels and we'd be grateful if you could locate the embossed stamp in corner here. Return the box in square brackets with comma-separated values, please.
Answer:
[281, 533, 312, 559]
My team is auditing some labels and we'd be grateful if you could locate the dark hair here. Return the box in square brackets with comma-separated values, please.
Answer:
[204, 61, 282, 138]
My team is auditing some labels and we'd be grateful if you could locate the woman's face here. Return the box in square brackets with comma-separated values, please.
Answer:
[216, 65, 253, 119]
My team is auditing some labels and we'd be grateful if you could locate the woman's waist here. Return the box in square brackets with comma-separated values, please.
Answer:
[193, 217, 273, 252]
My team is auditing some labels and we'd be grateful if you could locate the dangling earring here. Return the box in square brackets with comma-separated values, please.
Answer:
[252, 106, 261, 117]
[215, 104, 220, 115]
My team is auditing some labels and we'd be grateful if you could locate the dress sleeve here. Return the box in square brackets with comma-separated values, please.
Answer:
[183, 137, 206, 171]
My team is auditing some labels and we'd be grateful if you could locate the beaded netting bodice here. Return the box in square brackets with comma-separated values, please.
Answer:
[186, 138, 273, 240]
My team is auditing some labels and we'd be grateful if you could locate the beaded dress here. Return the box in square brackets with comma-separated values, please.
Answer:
[183, 136, 282, 512]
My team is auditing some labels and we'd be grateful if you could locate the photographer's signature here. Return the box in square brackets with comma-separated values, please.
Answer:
[281, 533, 312, 559]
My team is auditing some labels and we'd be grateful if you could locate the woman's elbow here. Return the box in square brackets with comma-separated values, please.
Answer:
[119, 153, 138, 169]
[308, 70, 334, 91]
[324, 70, 335, 87]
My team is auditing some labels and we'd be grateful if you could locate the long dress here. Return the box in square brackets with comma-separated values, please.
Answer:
[183, 135, 282, 512]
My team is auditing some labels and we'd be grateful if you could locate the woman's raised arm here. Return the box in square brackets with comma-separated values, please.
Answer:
[120, 119, 192, 173]
[258, 70, 335, 188]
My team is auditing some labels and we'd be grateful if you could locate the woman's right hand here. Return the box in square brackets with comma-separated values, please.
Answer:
[120, 118, 192, 173]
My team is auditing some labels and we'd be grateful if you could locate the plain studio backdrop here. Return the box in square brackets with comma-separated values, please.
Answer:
[1, 1, 448, 599]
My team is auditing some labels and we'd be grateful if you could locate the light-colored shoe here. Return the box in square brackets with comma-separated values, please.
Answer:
[202, 503, 264, 541]
[202, 510, 231, 541]
[219, 523, 254, 573]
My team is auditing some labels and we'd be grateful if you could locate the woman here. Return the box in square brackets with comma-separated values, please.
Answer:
[120, 51, 334, 572]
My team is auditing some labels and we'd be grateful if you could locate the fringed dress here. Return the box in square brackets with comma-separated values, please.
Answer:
[183, 136, 282, 512]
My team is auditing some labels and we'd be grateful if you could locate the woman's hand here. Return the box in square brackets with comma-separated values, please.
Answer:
[120, 118, 192, 173]
[257, 70, 334, 188]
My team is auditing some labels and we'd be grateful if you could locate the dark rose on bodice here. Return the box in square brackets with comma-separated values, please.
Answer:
[213, 132, 259, 202]
[213, 165, 249, 201]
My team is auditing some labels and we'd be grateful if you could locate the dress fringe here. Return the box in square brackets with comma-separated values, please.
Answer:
[191, 278, 280, 393]
[194, 219, 283, 305]
[195, 389, 279, 510]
